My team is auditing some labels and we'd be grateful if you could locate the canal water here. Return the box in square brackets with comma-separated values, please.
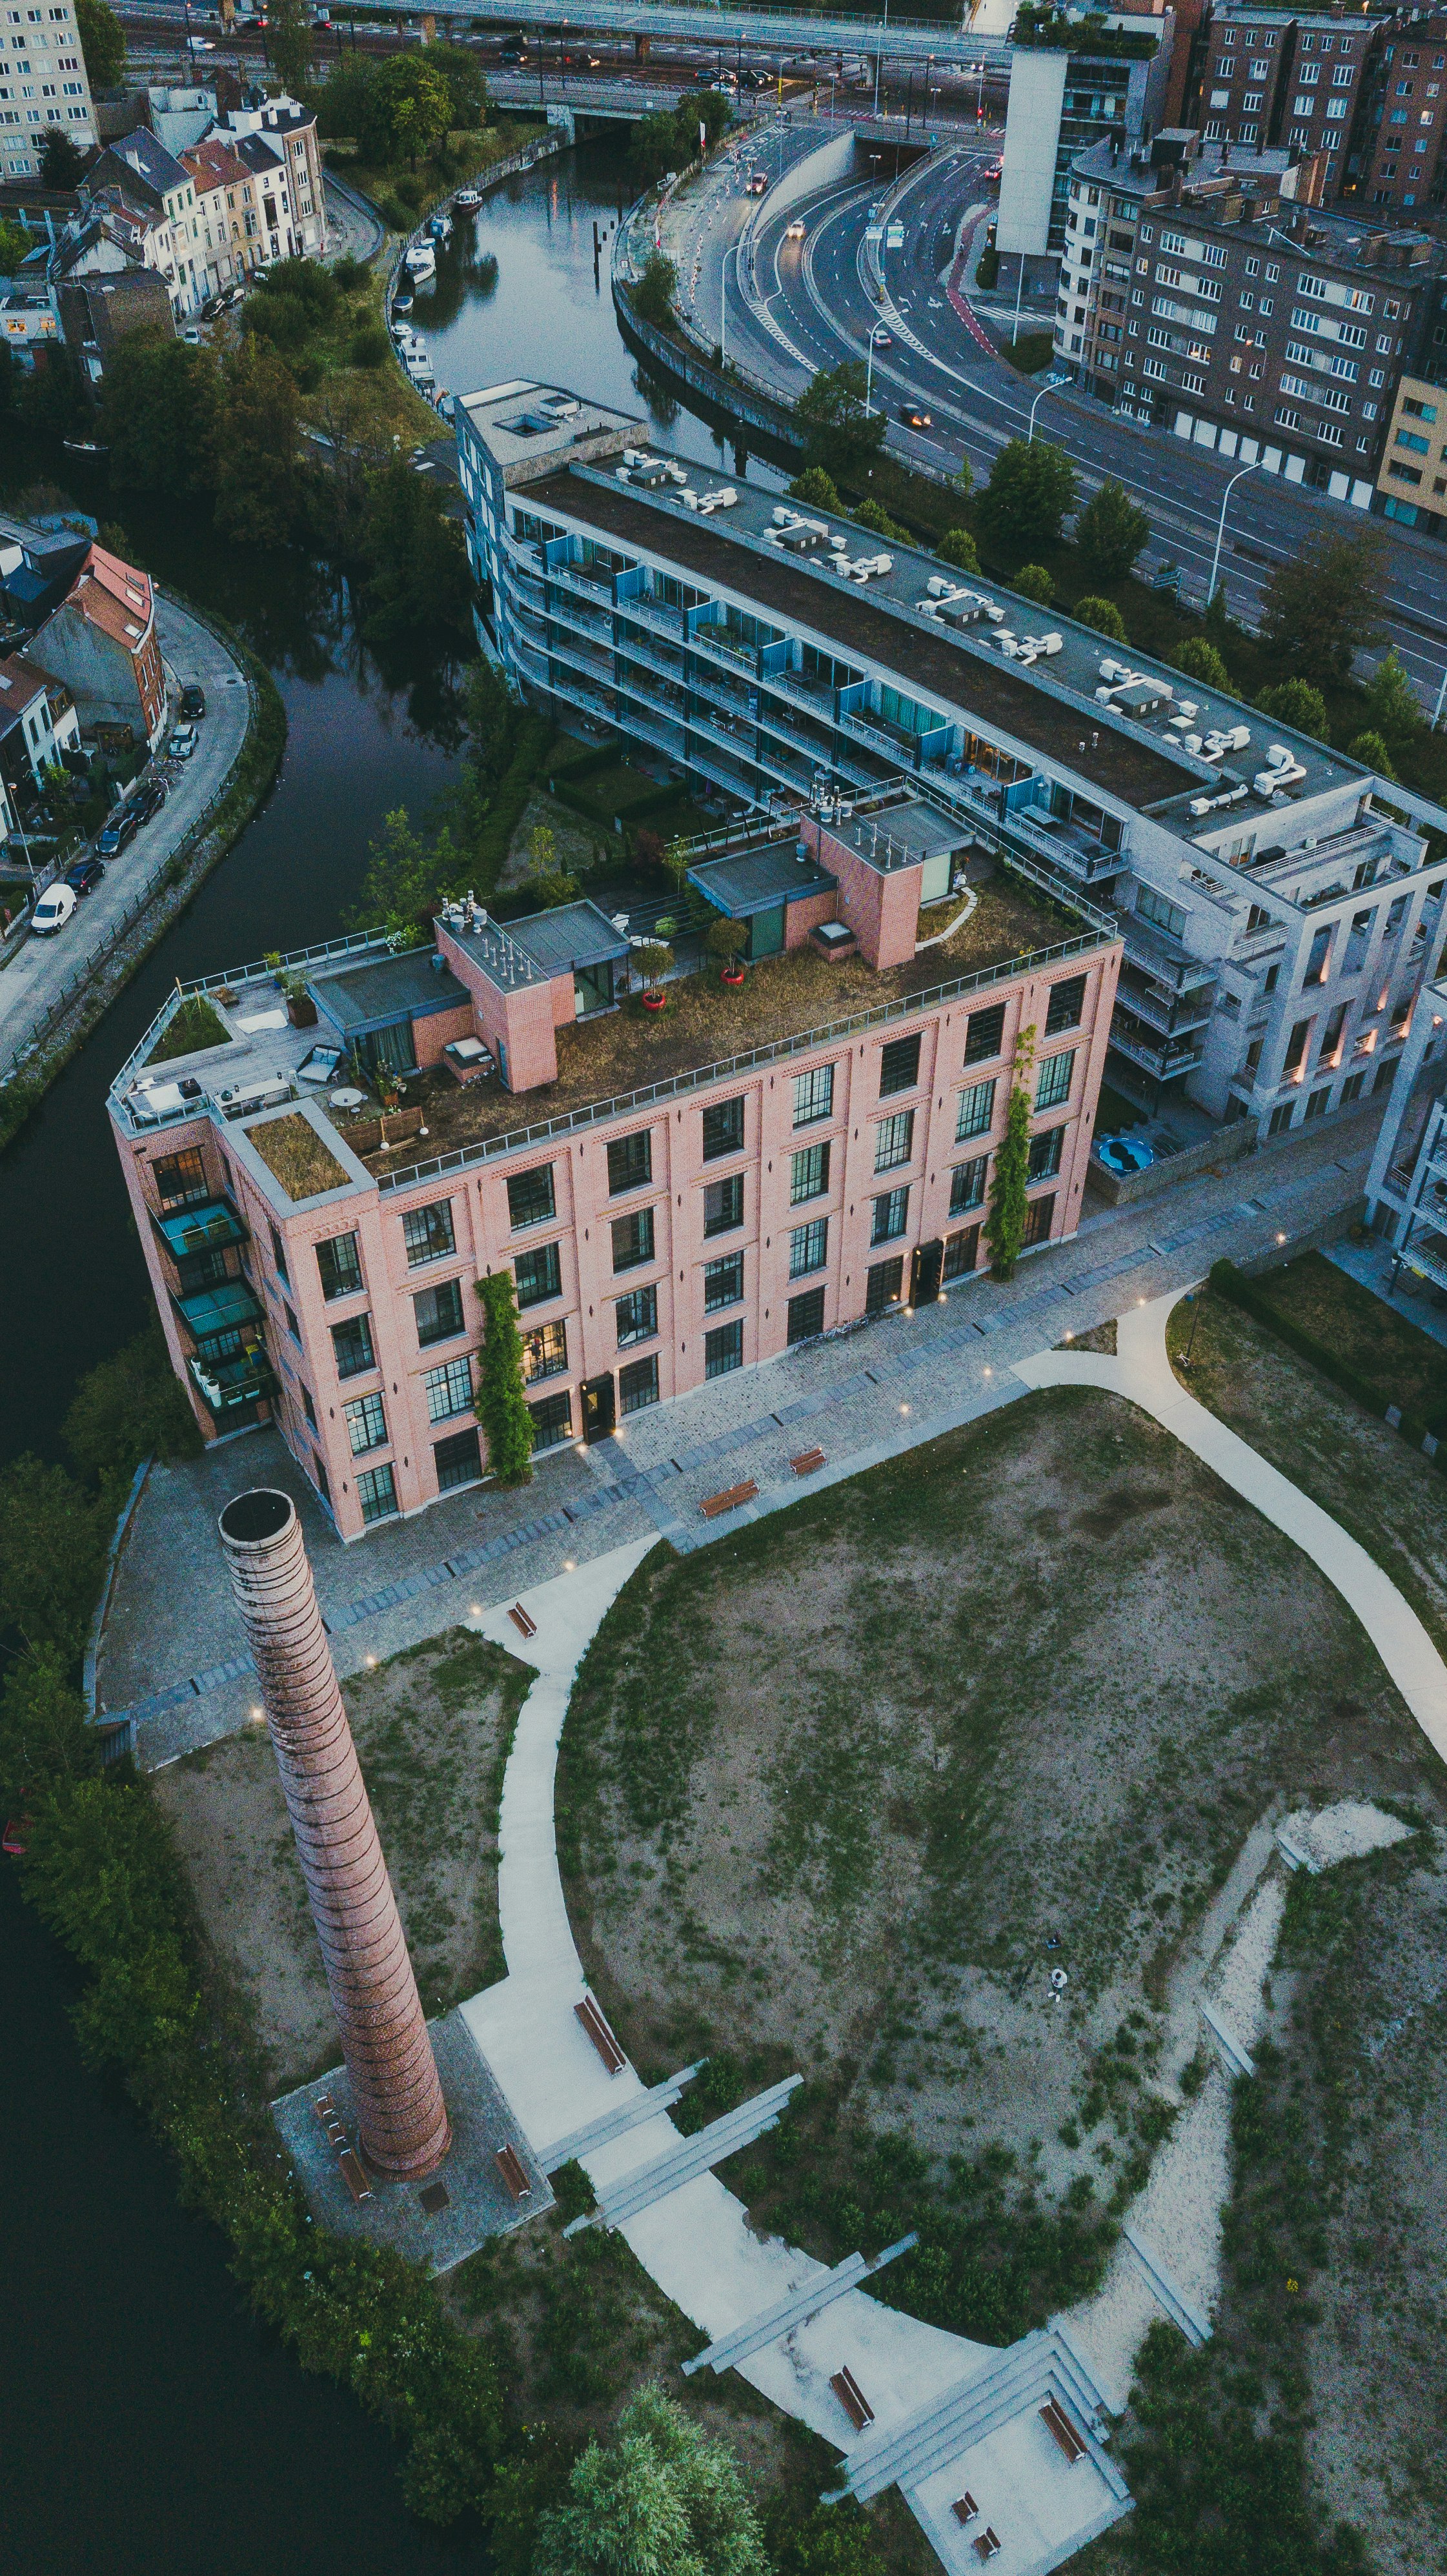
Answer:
[0, 133, 771, 2575]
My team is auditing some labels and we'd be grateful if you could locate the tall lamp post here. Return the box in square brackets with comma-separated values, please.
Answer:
[864, 319, 888, 417]
[1208, 459, 1258, 610]
[1027, 371, 1067, 442]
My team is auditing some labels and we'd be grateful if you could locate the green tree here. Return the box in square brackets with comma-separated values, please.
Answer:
[706, 914, 749, 975]
[40, 124, 88, 187]
[0, 1645, 100, 1813]
[534, 2384, 769, 2576]
[678, 86, 733, 153]
[359, 53, 452, 167]
[356, 807, 465, 943]
[0, 1456, 108, 1658]
[358, 458, 473, 665]
[936, 525, 980, 576]
[1171, 636, 1232, 691]
[794, 358, 886, 480]
[100, 329, 220, 496]
[788, 464, 841, 511]
[632, 250, 677, 329]
[773, 2500, 886, 2576]
[1362, 646, 1421, 743]
[268, 0, 314, 92]
[76, 0, 125, 88]
[1013, 563, 1053, 605]
[1073, 595, 1128, 643]
[853, 496, 909, 543]
[1256, 678, 1330, 742]
[627, 107, 683, 188]
[634, 939, 674, 996]
[985, 1027, 1035, 1282]
[215, 336, 299, 546]
[0, 215, 37, 274]
[435, 43, 488, 131]
[1073, 476, 1150, 581]
[1347, 729, 1397, 780]
[64, 1325, 201, 1487]
[976, 437, 1077, 552]
[1259, 527, 1386, 686]
[475, 1272, 533, 1486]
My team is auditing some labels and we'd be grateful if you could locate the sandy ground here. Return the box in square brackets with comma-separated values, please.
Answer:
[156, 1627, 532, 2090]
[561, 1387, 1437, 2204]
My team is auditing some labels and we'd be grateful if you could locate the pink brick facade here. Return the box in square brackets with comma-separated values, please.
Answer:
[116, 934, 1120, 1542]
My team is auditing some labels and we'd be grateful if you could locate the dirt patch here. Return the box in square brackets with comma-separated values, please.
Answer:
[559, 1388, 1439, 2219]
[500, 787, 607, 890]
[156, 1627, 532, 2089]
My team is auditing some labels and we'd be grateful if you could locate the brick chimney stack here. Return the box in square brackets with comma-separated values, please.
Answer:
[219, 1489, 450, 2180]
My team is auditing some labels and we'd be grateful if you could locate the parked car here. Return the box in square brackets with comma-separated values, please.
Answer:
[180, 683, 207, 721]
[30, 882, 77, 935]
[180, 326, 203, 345]
[167, 724, 198, 760]
[130, 778, 168, 825]
[97, 806, 140, 857]
[65, 855, 106, 897]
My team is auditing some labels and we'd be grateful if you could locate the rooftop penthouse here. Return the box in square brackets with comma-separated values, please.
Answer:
[109, 796, 1121, 1539]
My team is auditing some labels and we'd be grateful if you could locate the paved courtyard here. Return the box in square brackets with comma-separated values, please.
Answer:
[101, 1099, 1382, 1768]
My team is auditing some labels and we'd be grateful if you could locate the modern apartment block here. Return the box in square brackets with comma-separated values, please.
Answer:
[107, 796, 1121, 1536]
[1377, 368, 1447, 524]
[997, 11, 1173, 255]
[0, 0, 97, 183]
[1055, 123, 1441, 497]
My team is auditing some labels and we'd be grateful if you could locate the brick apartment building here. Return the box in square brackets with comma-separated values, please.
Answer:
[1055, 123, 1441, 497]
[1189, 4, 1381, 196]
[1348, 10, 1447, 211]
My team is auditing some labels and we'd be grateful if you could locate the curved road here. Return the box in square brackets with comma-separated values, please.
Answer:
[711, 140, 1447, 700]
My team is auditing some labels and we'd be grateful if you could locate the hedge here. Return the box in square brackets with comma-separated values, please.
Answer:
[1209, 1259, 1447, 1455]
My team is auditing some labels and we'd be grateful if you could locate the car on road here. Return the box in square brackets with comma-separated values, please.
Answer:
[189, 35, 215, 50]
[65, 855, 106, 898]
[899, 405, 933, 428]
[167, 725, 199, 760]
[97, 806, 140, 858]
[130, 778, 168, 826]
[30, 883, 77, 936]
[180, 684, 207, 721]
[785, 216, 806, 240]
[871, 328, 893, 348]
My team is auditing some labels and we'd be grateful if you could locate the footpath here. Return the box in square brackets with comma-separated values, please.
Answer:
[1, 593, 252, 1075]
[100, 1096, 1381, 1767]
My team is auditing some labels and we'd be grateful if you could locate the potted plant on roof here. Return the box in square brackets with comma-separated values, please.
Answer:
[707, 915, 749, 986]
[634, 939, 674, 1011]
[283, 972, 317, 1029]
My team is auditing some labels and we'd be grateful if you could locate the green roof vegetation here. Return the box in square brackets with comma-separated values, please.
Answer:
[248, 1112, 348, 1203]
[148, 996, 230, 1065]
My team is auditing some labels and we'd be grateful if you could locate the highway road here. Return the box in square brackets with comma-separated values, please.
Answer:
[688, 137, 1447, 703]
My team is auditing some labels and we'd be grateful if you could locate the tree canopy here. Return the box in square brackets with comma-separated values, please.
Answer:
[1073, 476, 1150, 581]
[41, 124, 89, 188]
[358, 53, 453, 167]
[1073, 595, 1128, 643]
[1258, 528, 1386, 686]
[1256, 678, 1330, 743]
[794, 359, 886, 479]
[1171, 637, 1233, 692]
[975, 438, 1077, 552]
[632, 251, 677, 329]
[76, 0, 125, 89]
[267, 0, 314, 93]
[534, 2385, 769, 2576]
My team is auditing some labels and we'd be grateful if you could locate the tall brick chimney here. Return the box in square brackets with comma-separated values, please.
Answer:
[219, 1489, 450, 2180]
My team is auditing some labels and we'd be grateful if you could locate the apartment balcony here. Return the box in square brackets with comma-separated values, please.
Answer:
[188, 1343, 278, 1416]
[999, 805, 1122, 888]
[1108, 1021, 1206, 1081]
[1115, 973, 1214, 1037]
[1399, 1222, 1447, 1298]
[1120, 916, 1217, 995]
[170, 1278, 265, 1347]
[149, 1196, 248, 1260]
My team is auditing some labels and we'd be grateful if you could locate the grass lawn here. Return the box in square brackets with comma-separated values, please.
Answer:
[148, 996, 228, 1063]
[556, 1384, 1439, 2353]
[1237, 1246, 1447, 1425]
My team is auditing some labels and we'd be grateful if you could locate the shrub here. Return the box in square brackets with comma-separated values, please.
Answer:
[1172, 637, 1232, 691]
[1013, 563, 1053, 605]
[706, 916, 748, 974]
[1257, 678, 1330, 743]
[976, 240, 999, 290]
[788, 464, 840, 512]
[986, 1029, 1035, 1280]
[1073, 596, 1128, 643]
[475, 1271, 534, 1485]
[936, 525, 980, 575]
[1073, 477, 1150, 581]
[349, 323, 392, 369]
[1346, 729, 1397, 780]
[632, 250, 677, 328]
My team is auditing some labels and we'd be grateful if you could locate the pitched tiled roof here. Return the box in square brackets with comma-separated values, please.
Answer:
[61, 543, 154, 650]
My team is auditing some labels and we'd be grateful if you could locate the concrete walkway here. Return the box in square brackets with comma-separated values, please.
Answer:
[1015, 1293, 1447, 1765]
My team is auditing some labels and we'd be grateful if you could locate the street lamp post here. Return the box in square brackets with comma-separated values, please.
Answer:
[1027, 375, 1063, 442]
[1208, 460, 1258, 610]
[864, 321, 887, 417]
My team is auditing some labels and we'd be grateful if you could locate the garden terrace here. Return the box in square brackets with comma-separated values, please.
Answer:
[349, 852, 1090, 1183]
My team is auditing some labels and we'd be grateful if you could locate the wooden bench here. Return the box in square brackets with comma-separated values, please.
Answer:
[791, 1446, 826, 1476]
[1040, 2397, 1086, 2464]
[951, 2494, 979, 2527]
[829, 2366, 874, 2432]
[337, 2149, 373, 2206]
[496, 2143, 532, 2201]
[700, 1479, 758, 1520]
[972, 2531, 1001, 2564]
[576, 1994, 626, 2074]
[508, 1600, 538, 1639]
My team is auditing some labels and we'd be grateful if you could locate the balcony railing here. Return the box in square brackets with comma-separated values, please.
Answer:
[1115, 979, 1214, 1037]
[189, 1345, 278, 1413]
[1108, 1025, 1206, 1079]
[150, 1195, 248, 1258]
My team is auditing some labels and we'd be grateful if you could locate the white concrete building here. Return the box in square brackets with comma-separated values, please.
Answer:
[0, 0, 97, 183]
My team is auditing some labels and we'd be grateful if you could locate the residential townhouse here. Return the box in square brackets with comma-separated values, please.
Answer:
[0, 0, 96, 184]
[0, 649, 79, 801]
[27, 539, 165, 750]
[59, 87, 323, 319]
[1054, 124, 1441, 499]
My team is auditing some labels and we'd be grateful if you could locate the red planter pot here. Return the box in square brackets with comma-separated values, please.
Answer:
[643, 991, 667, 1011]
[721, 965, 746, 986]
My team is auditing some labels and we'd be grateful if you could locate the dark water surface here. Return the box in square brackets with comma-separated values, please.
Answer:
[0, 136, 740, 2576]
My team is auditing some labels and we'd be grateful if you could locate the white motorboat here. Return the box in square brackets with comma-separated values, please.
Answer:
[403, 240, 435, 281]
[454, 186, 480, 210]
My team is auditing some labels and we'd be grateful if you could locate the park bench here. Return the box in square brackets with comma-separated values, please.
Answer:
[791, 1447, 826, 1476]
[700, 1479, 758, 1520]
[829, 2366, 874, 2432]
[1040, 2397, 1086, 2463]
[951, 2494, 979, 2526]
[972, 2531, 1002, 2564]
[576, 1993, 626, 2073]
[508, 1600, 538, 1638]
[496, 2143, 531, 2200]
[337, 2149, 373, 2206]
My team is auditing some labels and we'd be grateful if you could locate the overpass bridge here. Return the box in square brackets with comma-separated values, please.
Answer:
[407, 0, 1007, 70]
